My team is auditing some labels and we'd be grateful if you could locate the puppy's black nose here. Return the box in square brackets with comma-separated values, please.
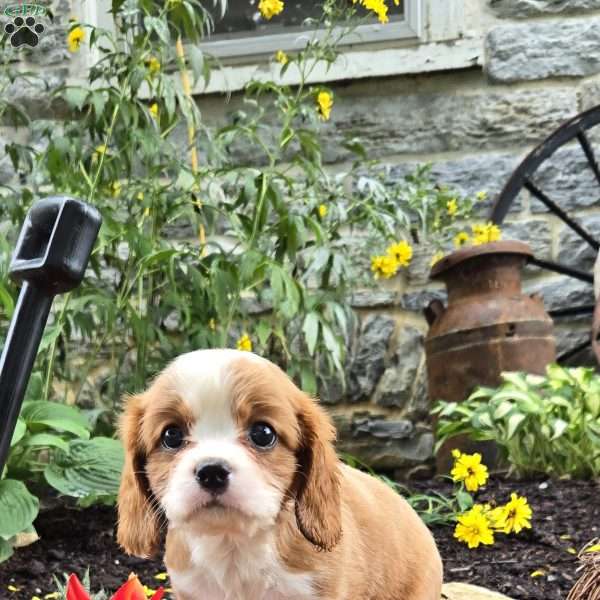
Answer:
[195, 462, 231, 494]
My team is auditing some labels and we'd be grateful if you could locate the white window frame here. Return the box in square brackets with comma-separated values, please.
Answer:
[198, 1, 423, 59]
[72, 0, 477, 94]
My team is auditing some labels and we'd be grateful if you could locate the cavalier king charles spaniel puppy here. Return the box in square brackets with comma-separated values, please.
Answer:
[117, 349, 443, 600]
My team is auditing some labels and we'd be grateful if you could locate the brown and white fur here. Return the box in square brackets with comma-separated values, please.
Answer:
[117, 349, 443, 600]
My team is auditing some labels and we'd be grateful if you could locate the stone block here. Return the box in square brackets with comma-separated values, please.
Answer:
[334, 412, 434, 470]
[347, 314, 395, 402]
[525, 276, 595, 312]
[487, 19, 600, 83]
[322, 88, 577, 161]
[490, 0, 600, 19]
[557, 213, 600, 272]
[501, 218, 552, 261]
[374, 325, 423, 409]
[529, 146, 600, 214]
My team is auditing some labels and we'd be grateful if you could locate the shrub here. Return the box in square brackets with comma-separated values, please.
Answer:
[434, 365, 600, 478]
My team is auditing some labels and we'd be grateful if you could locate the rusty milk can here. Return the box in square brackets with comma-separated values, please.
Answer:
[425, 241, 556, 471]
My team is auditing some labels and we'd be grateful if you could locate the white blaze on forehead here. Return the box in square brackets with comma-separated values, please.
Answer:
[167, 349, 265, 439]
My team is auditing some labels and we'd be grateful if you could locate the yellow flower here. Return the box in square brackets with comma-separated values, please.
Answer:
[44, 594, 61, 600]
[32, 596, 42, 600]
[430, 251, 444, 267]
[237, 333, 253, 352]
[495, 493, 532, 534]
[318, 204, 328, 218]
[487, 223, 502, 242]
[275, 50, 289, 65]
[446, 198, 458, 217]
[143, 586, 157, 597]
[317, 91, 333, 121]
[361, 0, 389, 23]
[7, 585, 19, 592]
[371, 255, 399, 280]
[585, 544, 600, 553]
[111, 181, 122, 198]
[146, 55, 161, 76]
[454, 232, 470, 248]
[472, 222, 502, 245]
[454, 506, 495, 549]
[67, 26, 85, 52]
[137, 191, 144, 201]
[451, 448, 462, 458]
[451, 452, 489, 492]
[476, 190, 488, 201]
[149, 102, 159, 120]
[208, 318, 216, 331]
[259, 0, 284, 20]
[95, 144, 107, 156]
[386, 240, 413, 267]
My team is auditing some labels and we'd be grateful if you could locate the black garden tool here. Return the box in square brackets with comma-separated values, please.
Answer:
[0, 197, 101, 474]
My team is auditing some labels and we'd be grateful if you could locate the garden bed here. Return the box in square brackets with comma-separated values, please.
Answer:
[0, 477, 597, 600]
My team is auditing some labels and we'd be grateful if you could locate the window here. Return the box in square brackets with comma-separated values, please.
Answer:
[200, 0, 422, 58]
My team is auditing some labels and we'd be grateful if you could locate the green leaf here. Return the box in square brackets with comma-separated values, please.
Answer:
[493, 401, 513, 420]
[0, 537, 13, 562]
[551, 418, 568, 440]
[456, 488, 474, 512]
[187, 45, 205, 85]
[24, 433, 69, 452]
[63, 87, 88, 111]
[0, 479, 39, 538]
[44, 437, 124, 499]
[144, 16, 170, 45]
[506, 413, 526, 439]
[21, 401, 90, 439]
[10, 419, 26, 447]
[0, 283, 14, 319]
[302, 312, 320, 356]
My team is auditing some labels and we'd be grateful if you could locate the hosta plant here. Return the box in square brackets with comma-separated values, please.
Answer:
[0, 374, 122, 562]
[434, 364, 600, 478]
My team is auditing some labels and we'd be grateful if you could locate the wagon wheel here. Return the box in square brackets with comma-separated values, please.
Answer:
[490, 104, 600, 365]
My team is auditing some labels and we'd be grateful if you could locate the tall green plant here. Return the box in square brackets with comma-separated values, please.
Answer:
[0, 0, 475, 411]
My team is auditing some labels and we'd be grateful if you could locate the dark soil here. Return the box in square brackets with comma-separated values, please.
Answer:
[0, 477, 597, 599]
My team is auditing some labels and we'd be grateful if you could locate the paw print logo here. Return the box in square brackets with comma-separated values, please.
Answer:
[4, 16, 45, 48]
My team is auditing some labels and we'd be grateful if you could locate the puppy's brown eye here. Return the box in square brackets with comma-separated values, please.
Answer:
[161, 426, 184, 450]
[249, 422, 277, 449]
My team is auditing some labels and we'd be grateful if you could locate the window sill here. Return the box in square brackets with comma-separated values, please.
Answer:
[193, 36, 482, 95]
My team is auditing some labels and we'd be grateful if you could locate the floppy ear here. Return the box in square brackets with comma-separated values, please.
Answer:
[116, 394, 162, 558]
[294, 395, 342, 551]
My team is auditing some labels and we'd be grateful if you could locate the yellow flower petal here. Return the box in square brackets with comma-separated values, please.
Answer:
[236, 333, 253, 352]
[258, 0, 284, 20]
[530, 570, 546, 578]
[317, 91, 333, 121]
[67, 26, 85, 52]
[584, 544, 600, 553]
[154, 572, 169, 581]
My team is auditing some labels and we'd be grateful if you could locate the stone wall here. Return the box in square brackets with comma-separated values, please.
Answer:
[2, 0, 600, 474]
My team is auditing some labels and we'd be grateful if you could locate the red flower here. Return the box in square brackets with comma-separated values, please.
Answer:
[65, 573, 164, 600]
[111, 574, 164, 600]
[66, 574, 90, 600]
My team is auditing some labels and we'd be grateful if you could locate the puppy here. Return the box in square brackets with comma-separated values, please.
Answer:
[117, 349, 443, 600]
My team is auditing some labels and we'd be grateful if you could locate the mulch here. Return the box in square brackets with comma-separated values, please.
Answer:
[0, 477, 598, 599]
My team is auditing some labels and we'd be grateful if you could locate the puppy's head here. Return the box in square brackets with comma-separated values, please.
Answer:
[116, 349, 341, 558]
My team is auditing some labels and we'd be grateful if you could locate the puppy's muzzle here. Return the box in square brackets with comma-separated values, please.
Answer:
[195, 460, 231, 495]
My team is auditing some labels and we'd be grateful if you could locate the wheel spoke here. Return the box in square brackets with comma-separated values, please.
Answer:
[577, 129, 600, 188]
[529, 257, 594, 283]
[549, 304, 596, 318]
[524, 178, 600, 251]
[557, 338, 591, 363]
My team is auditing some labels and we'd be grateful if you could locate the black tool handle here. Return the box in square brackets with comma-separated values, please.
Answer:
[0, 197, 101, 473]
